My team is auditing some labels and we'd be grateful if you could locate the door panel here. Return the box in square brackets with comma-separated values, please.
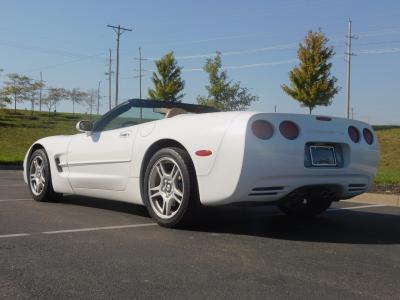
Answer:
[67, 127, 136, 191]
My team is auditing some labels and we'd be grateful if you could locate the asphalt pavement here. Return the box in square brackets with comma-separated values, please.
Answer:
[1, 170, 400, 299]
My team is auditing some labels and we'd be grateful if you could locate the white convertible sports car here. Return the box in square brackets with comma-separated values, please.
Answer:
[23, 99, 379, 227]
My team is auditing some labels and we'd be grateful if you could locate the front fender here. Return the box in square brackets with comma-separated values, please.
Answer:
[23, 135, 74, 194]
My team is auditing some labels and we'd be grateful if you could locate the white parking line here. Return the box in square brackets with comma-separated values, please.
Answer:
[328, 204, 386, 211]
[0, 198, 32, 202]
[42, 223, 157, 234]
[0, 204, 389, 239]
[0, 233, 31, 239]
[264, 204, 388, 216]
[0, 223, 157, 239]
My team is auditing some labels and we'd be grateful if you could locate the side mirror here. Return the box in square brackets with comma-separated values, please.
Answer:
[76, 120, 93, 133]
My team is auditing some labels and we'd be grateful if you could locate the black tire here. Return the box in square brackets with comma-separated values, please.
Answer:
[278, 189, 333, 217]
[143, 147, 199, 228]
[27, 149, 61, 202]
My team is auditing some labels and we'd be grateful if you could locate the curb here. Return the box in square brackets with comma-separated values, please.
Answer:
[344, 193, 400, 207]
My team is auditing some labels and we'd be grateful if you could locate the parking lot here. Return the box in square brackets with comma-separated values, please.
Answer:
[1, 170, 400, 299]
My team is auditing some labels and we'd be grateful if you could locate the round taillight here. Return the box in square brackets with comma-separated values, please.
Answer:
[348, 126, 360, 143]
[363, 128, 374, 145]
[251, 120, 274, 140]
[279, 121, 299, 140]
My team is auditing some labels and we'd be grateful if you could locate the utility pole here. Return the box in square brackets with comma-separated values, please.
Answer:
[89, 92, 93, 120]
[107, 24, 132, 107]
[134, 47, 148, 99]
[104, 48, 113, 111]
[134, 47, 148, 119]
[39, 72, 43, 112]
[345, 19, 357, 119]
[97, 81, 101, 115]
[274, 105, 277, 113]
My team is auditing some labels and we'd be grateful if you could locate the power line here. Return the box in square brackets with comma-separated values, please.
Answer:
[131, 26, 400, 51]
[121, 59, 298, 78]
[12, 27, 400, 74]
[358, 47, 400, 54]
[142, 36, 400, 63]
[24, 52, 107, 73]
[145, 43, 297, 61]
[107, 24, 132, 106]
[180, 59, 298, 72]
[121, 42, 400, 78]
[357, 27, 400, 38]
[0, 39, 105, 60]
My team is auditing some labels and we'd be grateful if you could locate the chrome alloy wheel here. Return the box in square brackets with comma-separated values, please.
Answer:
[147, 157, 184, 219]
[29, 156, 46, 196]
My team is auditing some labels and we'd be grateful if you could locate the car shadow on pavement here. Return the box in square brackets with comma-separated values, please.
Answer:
[56, 196, 400, 245]
[58, 195, 150, 218]
[187, 206, 400, 245]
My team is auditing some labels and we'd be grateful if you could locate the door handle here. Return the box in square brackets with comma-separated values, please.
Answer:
[119, 131, 131, 138]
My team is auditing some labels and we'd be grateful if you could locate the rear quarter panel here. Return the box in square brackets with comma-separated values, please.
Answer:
[130, 112, 241, 178]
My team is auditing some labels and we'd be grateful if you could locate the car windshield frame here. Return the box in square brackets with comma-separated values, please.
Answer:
[92, 98, 219, 132]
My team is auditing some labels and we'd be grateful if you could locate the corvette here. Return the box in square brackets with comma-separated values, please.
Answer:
[23, 99, 379, 227]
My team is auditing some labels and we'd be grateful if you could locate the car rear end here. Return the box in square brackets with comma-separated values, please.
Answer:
[203, 112, 379, 206]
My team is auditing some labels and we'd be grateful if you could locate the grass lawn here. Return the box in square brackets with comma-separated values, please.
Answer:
[374, 127, 400, 184]
[0, 108, 399, 184]
[0, 109, 88, 164]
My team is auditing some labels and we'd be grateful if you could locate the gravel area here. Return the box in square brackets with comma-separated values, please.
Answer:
[370, 184, 400, 195]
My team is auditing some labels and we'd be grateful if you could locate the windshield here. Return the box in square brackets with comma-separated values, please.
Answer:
[93, 102, 164, 132]
[92, 99, 218, 132]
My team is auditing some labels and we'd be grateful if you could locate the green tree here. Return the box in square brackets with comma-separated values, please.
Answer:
[27, 81, 43, 114]
[148, 52, 185, 102]
[197, 52, 258, 111]
[282, 30, 340, 114]
[83, 89, 98, 120]
[44, 87, 68, 117]
[0, 90, 10, 108]
[1, 73, 32, 112]
[68, 88, 88, 115]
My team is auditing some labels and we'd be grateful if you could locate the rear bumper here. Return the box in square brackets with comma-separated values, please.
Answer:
[217, 147, 379, 206]
[204, 169, 374, 206]
[236, 173, 371, 204]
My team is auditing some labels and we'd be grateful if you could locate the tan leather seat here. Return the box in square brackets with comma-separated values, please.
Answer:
[165, 108, 187, 118]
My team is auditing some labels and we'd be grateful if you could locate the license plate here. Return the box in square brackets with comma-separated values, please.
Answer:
[309, 146, 337, 167]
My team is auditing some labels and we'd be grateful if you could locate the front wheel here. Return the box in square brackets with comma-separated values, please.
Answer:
[143, 147, 199, 228]
[28, 149, 61, 202]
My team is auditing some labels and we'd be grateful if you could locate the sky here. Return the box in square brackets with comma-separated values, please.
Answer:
[0, 0, 399, 124]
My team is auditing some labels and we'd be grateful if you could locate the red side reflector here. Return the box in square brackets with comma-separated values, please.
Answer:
[195, 150, 212, 157]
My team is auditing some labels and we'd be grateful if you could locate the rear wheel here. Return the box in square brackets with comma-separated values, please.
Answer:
[28, 149, 61, 202]
[143, 147, 198, 227]
[278, 189, 333, 217]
